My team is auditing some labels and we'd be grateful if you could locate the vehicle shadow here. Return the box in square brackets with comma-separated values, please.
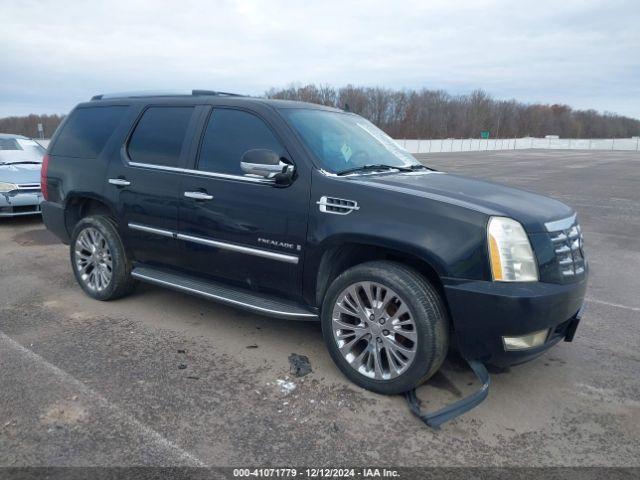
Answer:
[0, 215, 44, 228]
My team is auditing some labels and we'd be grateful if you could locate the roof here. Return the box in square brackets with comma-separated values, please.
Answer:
[90, 89, 243, 100]
[86, 90, 342, 112]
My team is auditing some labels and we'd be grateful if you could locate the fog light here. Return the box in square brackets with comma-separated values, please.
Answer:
[502, 329, 550, 351]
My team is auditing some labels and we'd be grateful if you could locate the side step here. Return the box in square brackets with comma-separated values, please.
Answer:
[131, 266, 318, 320]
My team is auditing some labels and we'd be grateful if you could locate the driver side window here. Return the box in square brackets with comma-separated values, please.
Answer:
[197, 109, 284, 176]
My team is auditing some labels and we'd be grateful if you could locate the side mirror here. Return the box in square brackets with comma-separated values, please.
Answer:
[240, 149, 294, 185]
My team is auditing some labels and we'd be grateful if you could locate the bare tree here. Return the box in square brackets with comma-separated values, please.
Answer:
[0, 114, 65, 138]
[266, 84, 640, 139]
[3, 87, 639, 140]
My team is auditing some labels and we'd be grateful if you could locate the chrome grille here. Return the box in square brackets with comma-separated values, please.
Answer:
[549, 220, 586, 278]
[17, 183, 41, 192]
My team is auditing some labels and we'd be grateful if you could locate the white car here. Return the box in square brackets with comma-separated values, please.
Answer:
[0, 134, 45, 217]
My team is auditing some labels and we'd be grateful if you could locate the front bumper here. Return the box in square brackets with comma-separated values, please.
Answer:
[443, 276, 587, 366]
[0, 192, 43, 217]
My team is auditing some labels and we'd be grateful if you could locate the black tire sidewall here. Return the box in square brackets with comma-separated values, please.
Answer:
[321, 261, 448, 395]
[69, 215, 131, 301]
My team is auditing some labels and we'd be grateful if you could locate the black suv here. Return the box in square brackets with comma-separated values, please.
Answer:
[41, 90, 587, 394]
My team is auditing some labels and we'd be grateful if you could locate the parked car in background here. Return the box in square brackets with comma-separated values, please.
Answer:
[0, 134, 45, 217]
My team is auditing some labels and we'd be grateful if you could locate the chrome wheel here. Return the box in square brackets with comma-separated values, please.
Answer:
[74, 227, 113, 292]
[331, 281, 418, 380]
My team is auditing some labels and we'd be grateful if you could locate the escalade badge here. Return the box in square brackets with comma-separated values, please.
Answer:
[258, 238, 301, 251]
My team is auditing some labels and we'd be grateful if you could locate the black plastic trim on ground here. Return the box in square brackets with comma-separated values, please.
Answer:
[404, 359, 490, 429]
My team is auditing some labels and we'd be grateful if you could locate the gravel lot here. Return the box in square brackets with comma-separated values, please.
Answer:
[1, 150, 638, 467]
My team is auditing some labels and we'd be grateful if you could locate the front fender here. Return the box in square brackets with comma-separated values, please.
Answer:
[304, 173, 491, 306]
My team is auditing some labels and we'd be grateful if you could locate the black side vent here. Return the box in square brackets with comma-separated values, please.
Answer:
[317, 196, 360, 215]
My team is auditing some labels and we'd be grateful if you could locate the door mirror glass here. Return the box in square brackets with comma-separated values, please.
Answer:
[240, 149, 294, 184]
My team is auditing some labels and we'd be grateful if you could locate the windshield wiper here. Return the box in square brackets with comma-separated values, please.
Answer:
[336, 164, 413, 176]
[0, 161, 41, 166]
[407, 164, 434, 171]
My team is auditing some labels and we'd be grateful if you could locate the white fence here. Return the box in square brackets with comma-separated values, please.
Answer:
[36, 137, 640, 153]
[395, 137, 640, 154]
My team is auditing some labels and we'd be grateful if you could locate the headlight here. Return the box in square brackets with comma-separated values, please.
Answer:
[0, 182, 19, 193]
[487, 216, 538, 281]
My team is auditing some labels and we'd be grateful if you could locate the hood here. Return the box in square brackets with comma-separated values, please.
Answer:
[0, 149, 43, 163]
[0, 162, 42, 185]
[348, 171, 574, 232]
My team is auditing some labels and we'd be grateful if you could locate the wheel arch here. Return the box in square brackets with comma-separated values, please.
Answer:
[63, 194, 116, 237]
[312, 236, 447, 309]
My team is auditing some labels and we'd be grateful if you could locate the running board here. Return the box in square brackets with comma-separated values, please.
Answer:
[404, 359, 490, 429]
[131, 266, 318, 320]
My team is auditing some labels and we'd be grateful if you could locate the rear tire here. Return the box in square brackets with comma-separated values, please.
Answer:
[321, 260, 449, 395]
[70, 215, 136, 301]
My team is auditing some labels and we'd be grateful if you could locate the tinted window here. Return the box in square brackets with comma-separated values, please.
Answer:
[128, 107, 194, 167]
[51, 106, 127, 158]
[198, 109, 283, 175]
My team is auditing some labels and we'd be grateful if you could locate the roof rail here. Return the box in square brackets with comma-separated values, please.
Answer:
[191, 90, 243, 97]
[91, 90, 244, 101]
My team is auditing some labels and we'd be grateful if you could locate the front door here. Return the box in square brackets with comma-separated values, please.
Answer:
[107, 105, 200, 269]
[177, 107, 309, 301]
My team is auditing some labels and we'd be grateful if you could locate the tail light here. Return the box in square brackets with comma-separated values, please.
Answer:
[41, 154, 50, 200]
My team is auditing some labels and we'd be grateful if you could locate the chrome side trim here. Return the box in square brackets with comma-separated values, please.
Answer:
[128, 222, 175, 238]
[127, 161, 274, 185]
[131, 271, 317, 318]
[545, 213, 577, 232]
[127, 222, 298, 264]
[176, 233, 299, 264]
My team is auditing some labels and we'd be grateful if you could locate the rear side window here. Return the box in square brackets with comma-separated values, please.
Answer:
[127, 107, 194, 167]
[51, 106, 127, 158]
[198, 109, 283, 175]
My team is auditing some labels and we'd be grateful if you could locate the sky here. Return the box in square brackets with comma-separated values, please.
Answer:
[1, 0, 639, 118]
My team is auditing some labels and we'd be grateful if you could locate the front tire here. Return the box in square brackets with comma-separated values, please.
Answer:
[321, 261, 449, 395]
[70, 215, 135, 301]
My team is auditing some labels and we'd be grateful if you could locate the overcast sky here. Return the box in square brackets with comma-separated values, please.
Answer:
[1, 0, 639, 118]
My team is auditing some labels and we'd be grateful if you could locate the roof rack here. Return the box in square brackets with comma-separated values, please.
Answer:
[91, 90, 244, 101]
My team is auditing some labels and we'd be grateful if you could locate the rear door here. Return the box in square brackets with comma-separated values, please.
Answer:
[177, 106, 310, 301]
[106, 105, 201, 268]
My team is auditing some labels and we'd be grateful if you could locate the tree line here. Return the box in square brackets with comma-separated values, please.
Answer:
[1, 86, 639, 139]
[266, 84, 640, 139]
[0, 114, 65, 140]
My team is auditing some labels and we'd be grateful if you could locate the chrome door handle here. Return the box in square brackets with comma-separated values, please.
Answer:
[108, 178, 131, 186]
[184, 191, 214, 200]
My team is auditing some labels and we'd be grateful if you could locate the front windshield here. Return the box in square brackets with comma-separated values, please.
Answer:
[283, 109, 419, 174]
